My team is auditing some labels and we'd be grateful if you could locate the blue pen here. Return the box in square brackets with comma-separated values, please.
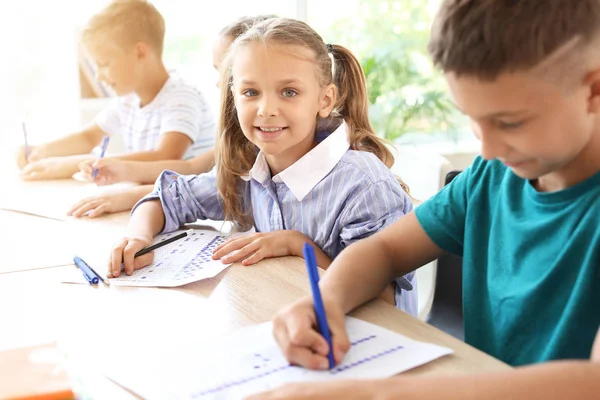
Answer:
[92, 136, 110, 178]
[302, 242, 335, 369]
[73, 256, 99, 285]
[22, 121, 30, 160]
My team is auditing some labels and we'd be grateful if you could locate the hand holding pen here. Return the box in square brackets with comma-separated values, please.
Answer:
[16, 121, 41, 169]
[108, 231, 189, 278]
[92, 136, 110, 179]
[271, 243, 351, 370]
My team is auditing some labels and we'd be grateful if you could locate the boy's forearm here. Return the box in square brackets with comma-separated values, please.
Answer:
[128, 200, 166, 240]
[288, 233, 332, 269]
[114, 150, 216, 184]
[321, 236, 398, 314]
[112, 150, 182, 163]
[51, 154, 97, 176]
[135, 159, 205, 183]
[381, 361, 600, 400]
[125, 185, 154, 200]
[320, 212, 444, 314]
[40, 131, 100, 157]
[189, 149, 215, 174]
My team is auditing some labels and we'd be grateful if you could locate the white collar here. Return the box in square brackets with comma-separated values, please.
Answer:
[241, 120, 350, 201]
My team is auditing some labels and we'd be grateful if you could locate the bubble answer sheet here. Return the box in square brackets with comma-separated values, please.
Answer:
[90, 317, 453, 399]
[106, 228, 236, 287]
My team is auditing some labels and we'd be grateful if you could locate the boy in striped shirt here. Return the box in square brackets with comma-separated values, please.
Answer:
[16, 0, 214, 181]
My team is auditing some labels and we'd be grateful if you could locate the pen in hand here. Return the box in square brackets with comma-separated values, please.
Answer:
[22, 121, 30, 162]
[303, 242, 336, 369]
[92, 136, 110, 179]
[111, 231, 190, 277]
[134, 231, 189, 257]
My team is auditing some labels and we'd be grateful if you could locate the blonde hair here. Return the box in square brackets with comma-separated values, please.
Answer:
[216, 17, 408, 229]
[82, 0, 165, 55]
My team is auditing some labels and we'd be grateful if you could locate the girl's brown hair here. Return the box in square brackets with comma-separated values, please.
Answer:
[216, 17, 408, 229]
[219, 14, 278, 39]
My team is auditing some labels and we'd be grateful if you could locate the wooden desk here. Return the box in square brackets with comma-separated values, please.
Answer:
[0, 209, 130, 273]
[0, 168, 510, 396]
[0, 256, 508, 371]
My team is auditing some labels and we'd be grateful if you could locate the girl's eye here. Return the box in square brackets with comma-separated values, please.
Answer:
[242, 89, 259, 97]
[282, 89, 298, 98]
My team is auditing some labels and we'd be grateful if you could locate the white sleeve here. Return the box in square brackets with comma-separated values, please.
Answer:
[159, 89, 215, 145]
[93, 98, 122, 136]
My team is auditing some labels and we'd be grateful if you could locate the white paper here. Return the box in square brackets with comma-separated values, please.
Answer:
[0, 180, 139, 221]
[107, 228, 236, 287]
[0, 197, 70, 221]
[98, 317, 453, 399]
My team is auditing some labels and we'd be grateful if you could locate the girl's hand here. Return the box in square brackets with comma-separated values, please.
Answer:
[67, 188, 143, 218]
[211, 231, 306, 266]
[79, 158, 132, 186]
[107, 236, 153, 278]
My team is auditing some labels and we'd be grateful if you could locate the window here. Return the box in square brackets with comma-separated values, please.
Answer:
[1, 0, 474, 154]
[307, 0, 471, 150]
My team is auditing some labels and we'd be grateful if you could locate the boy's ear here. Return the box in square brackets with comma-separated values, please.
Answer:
[135, 42, 149, 61]
[318, 83, 337, 118]
[586, 68, 600, 113]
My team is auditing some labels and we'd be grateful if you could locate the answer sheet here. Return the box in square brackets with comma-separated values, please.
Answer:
[106, 228, 235, 287]
[98, 317, 453, 399]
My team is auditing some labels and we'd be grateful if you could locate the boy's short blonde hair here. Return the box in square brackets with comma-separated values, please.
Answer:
[82, 0, 165, 55]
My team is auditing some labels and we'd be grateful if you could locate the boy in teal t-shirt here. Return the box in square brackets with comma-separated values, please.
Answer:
[416, 156, 600, 365]
[256, 1, 600, 399]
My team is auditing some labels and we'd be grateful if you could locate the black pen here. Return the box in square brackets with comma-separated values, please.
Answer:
[134, 231, 189, 258]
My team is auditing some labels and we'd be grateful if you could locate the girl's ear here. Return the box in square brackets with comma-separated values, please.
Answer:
[318, 83, 337, 118]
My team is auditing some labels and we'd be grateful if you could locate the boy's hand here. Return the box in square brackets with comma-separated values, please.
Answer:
[20, 157, 78, 180]
[79, 158, 132, 186]
[245, 380, 383, 400]
[108, 236, 153, 278]
[272, 295, 350, 370]
[67, 189, 142, 218]
[211, 231, 306, 266]
[15, 145, 45, 169]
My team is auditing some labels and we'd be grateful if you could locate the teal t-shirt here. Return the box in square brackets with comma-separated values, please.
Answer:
[415, 156, 600, 366]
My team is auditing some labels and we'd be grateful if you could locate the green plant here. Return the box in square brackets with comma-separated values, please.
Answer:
[325, 0, 456, 140]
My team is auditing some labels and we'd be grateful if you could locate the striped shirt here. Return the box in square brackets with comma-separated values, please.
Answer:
[135, 120, 417, 316]
[95, 75, 215, 159]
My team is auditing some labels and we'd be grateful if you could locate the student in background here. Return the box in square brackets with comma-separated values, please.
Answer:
[16, 0, 214, 181]
[256, 1, 600, 398]
[108, 17, 417, 313]
[68, 14, 276, 218]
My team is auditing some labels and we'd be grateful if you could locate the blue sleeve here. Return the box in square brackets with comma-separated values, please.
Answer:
[338, 177, 417, 317]
[132, 168, 226, 233]
[338, 179, 413, 247]
[414, 158, 480, 256]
